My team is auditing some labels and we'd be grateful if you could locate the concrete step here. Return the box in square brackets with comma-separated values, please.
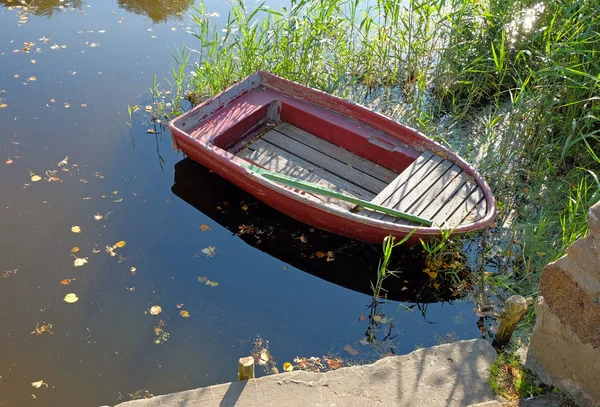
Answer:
[108, 339, 498, 407]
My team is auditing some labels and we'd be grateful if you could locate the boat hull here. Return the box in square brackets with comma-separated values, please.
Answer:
[168, 71, 496, 244]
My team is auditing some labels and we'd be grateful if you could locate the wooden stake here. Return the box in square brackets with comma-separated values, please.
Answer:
[494, 295, 532, 346]
[238, 356, 255, 381]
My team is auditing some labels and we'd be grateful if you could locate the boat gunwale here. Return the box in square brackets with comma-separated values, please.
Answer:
[167, 71, 497, 238]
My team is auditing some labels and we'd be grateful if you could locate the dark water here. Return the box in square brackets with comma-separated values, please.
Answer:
[0, 1, 483, 406]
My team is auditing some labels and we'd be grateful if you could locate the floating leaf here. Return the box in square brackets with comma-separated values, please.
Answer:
[200, 224, 211, 232]
[145, 105, 152, 112]
[198, 276, 219, 286]
[63, 293, 79, 303]
[32, 322, 53, 336]
[71, 247, 79, 253]
[57, 156, 68, 166]
[315, 251, 325, 258]
[149, 305, 162, 315]
[31, 174, 42, 182]
[283, 362, 293, 372]
[0, 103, 7, 109]
[94, 213, 103, 220]
[326, 251, 335, 262]
[326, 358, 342, 370]
[299, 235, 308, 243]
[114, 240, 126, 248]
[29, 76, 36, 81]
[71, 226, 81, 233]
[5, 158, 13, 164]
[59, 278, 74, 285]
[130, 267, 136, 274]
[73, 258, 88, 267]
[31, 380, 47, 389]
[343, 344, 359, 356]
[241, 204, 248, 211]
[179, 310, 189, 318]
[201, 245, 216, 257]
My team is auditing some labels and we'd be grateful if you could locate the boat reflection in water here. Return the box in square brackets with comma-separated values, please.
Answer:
[172, 158, 457, 304]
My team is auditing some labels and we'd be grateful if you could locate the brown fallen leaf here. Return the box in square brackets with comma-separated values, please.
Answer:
[343, 344, 359, 356]
[326, 358, 342, 370]
[60, 278, 74, 285]
[315, 251, 325, 258]
[200, 224, 211, 232]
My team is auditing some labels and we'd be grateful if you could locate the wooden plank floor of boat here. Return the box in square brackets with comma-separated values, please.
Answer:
[238, 122, 398, 210]
[359, 151, 488, 228]
[238, 122, 488, 228]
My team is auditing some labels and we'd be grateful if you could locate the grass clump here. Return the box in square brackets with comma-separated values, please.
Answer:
[489, 352, 546, 400]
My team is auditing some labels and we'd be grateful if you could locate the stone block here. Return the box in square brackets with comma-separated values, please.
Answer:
[539, 263, 600, 348]
[527, 299, 600, 407]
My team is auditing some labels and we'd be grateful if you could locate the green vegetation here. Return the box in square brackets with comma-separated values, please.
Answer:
[169, 0, 600, 332]
[489, 351, 546, 400]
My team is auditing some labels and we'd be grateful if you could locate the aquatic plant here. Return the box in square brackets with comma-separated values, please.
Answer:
[174, 0, 600, 320]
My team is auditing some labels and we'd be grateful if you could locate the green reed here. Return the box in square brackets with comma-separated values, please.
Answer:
[171, 0, 600, 313]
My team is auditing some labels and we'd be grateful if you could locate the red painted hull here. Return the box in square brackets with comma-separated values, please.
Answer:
[168, 72, 496, 244]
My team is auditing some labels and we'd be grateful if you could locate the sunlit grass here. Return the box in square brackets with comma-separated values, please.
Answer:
[170, 0, 600, 328]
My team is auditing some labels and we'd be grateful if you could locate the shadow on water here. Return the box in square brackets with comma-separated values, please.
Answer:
[172, 158, 459, 304]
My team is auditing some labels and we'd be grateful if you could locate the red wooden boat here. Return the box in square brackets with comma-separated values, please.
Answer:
[167, 71, 496, 243]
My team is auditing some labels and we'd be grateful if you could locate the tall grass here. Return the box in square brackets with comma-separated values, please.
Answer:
[173, 0, 600, 304]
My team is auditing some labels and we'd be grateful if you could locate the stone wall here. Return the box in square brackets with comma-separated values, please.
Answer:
[527, 202, 600, 407]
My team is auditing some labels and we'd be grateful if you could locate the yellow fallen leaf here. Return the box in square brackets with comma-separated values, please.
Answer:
[71, 226, 81, 233]
[31, 380, 47, 388]
[29, 76, 36, 81]
[71, 247, 79, 253]
[180, 310, 189, 318]
[73, 258, 88, 267]
[63, 293, 79, 303]
[283, 362, 293, 372]
[208, 281, 219, 287]
[31, 174, 42, 182]
[114, 240, 126, 248]
[0, 103, 7, 109]
[150, 305, 162, 315]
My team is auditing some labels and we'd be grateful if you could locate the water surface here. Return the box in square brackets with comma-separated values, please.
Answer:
[0, 1, 483, 405]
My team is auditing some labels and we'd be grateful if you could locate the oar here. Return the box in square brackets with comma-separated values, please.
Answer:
[241, 163, 433, 226]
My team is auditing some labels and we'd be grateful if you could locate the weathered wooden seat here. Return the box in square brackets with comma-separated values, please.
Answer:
[238, 123, 398, 210]
[359, 151, 487, 227]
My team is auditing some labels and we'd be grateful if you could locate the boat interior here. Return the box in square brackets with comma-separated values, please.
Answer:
[185, 85, 488, 228]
